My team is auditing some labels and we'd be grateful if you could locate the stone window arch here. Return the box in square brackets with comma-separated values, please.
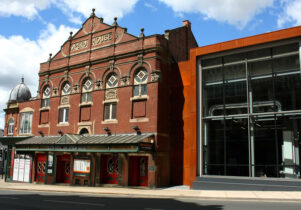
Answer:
[133, 68, 148, 96]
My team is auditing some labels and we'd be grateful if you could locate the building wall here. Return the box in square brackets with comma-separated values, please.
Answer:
[179, 25, 301, 187]
[4, 17, 197, 187]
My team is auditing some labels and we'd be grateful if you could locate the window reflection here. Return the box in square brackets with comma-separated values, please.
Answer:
[202, 43, 301, 178]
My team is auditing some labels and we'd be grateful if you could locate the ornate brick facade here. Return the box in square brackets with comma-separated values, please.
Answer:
[3, 11, 197, 187]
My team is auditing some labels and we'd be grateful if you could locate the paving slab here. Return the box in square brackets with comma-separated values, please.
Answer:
[0, 179, 301, 201]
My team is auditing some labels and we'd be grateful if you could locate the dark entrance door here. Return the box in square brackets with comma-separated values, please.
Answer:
[56, 154, 71, 184]
[100, 155, 119, 184]
[35, 154, 46, 183]
[129, 156, 148, 186]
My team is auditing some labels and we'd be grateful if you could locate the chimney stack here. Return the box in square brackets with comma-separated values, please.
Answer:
[182, 20, 191, 28]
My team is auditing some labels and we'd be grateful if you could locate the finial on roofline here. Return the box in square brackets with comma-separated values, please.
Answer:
[139, 28, 145, 38]
[90, 8, 96, 17]
[113, 17, 118, 26]
[69, 31, 73, 40]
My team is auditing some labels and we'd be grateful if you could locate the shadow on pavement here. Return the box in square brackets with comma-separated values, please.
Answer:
[0, 193, 223, 210]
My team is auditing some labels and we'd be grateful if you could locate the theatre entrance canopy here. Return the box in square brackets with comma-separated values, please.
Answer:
[14, 133, 155, 153]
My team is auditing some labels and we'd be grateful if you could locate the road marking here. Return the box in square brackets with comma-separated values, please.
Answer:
[44, 199, 105, 206]
[0, 196, 18, 199]
[144, 208, 165, 210]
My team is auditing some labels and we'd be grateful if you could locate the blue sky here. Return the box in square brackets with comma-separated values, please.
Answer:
[0, 0, 301, 129]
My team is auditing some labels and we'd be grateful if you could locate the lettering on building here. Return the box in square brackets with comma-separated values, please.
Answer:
[70, 40, 88, 52]
[92, 33, 112, 46]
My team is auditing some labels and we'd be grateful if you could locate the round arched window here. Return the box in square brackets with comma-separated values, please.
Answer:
[41, 86, 51, 107]
[62, 82, 71, 95]
[106, 73, 118, 89]
[81, 78, 93, 103]
[133, 69, 147, 96]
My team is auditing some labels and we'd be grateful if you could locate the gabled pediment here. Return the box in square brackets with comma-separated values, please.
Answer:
[50, 15, 138, 62]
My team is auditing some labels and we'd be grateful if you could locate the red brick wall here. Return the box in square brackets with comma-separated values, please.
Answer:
[4, 18, 198, 186]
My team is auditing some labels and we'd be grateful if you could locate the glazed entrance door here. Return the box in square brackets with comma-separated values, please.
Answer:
[35, 154, 46, 183]
[129, 156, 148, 186]
[100, 155, 119, 184]
[56, 154, 71, 184]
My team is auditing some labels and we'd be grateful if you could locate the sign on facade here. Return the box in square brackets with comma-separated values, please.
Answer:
[13, 156, 31, 183]
[73, 159, 90, 173]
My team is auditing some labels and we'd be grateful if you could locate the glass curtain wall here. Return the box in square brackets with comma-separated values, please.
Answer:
[202, 42, 301, 178]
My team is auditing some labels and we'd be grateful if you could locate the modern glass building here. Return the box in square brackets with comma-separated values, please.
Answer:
[200, 42, 301, 178]
[179, 26, 301, 189]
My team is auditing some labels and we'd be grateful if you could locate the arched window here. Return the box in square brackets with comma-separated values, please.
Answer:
[41, 85, 51, 107]
[104, 73, 118, 121]
[8, 119, 14, 135]
[133, 69, 147, 96]
[79, 128, 89, 135]
[81, 78, 93, 103]
[61, 82, 71, 96]
[106, 73, 118, 89]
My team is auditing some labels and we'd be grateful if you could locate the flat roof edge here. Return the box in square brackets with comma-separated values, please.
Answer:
[193, 25, 301, 56]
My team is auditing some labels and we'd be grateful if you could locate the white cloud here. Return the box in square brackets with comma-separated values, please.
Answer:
[145, 3, 158, 12]
[0, 0, 52, 19]
[0, 24, 77, 129]
[0, 89, 10, 129]
[57, 0, 139, 23]
[0, 0, 139, 24]
[158, 0, 274, 28]
[278, 0, 301, 27]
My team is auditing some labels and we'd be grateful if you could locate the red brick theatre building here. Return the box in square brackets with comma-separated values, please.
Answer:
[1, 9, 197, 187]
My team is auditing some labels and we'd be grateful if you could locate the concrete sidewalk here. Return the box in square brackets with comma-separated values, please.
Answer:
[0, 179, 301, 202]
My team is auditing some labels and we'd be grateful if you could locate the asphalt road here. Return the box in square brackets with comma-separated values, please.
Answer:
[0, 189, 300, 210]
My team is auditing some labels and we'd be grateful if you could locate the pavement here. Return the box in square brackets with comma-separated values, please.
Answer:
[0, 179, 301, 202]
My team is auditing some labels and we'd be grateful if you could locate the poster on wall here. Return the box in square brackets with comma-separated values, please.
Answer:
[12, 156, 31, 183]
[47, 154, 53, 174]
[73, 159, 90, 173]
[18, 159, 25, 182]
[13, 158, 20, 181]
[23, 159, 31, 182]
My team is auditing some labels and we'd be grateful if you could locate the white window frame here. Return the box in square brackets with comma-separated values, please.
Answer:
[59, 108, 69, 123]
[8, 119, 14, 135]
[19, 112, 33, 134]
[104, 103, 116, 120]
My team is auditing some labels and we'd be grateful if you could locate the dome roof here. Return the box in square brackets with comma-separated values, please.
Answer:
[8, 77, 31, 103]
